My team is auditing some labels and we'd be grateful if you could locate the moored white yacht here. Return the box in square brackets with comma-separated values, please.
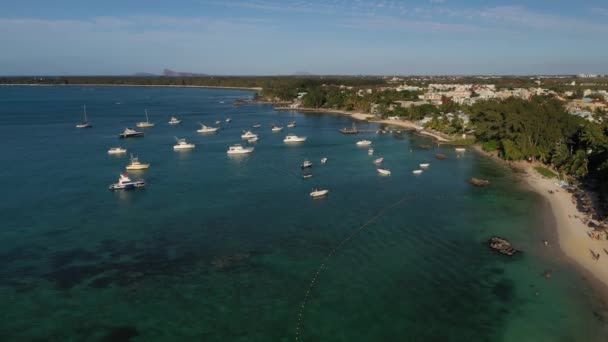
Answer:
[377, 168, 391, 176]
[227, 144, 254, 154]
[168, 116, 182, 125]
[173, 137, 195, 150]
[119, 128, 144, 138]
[125, 155, 150, 170]
[283, 134, 307, 143]
[455, 147, 466, 152]
[108, 147, 127, 155]
[368, 148, 374, 155]
[373, 157, 384, 164]
[357, 140, 372, 146]
[136, 109, 155, 128]
[247, 136, 259, 143]
[310, 188, 329, 198]
[420, 163, 430, 168]
[321, 157, 328, 165]
[197, 124, 219, 133]
[225, 117, 232, 123]
[109, 173, 145, 191]
[301, 160, 313, 169]
[412, 169, 423, 174]
[271, 124, 283, 132]
[287, 121, 296, 128]
[252, 124, 261, 128]
[241, 130, 258, 140]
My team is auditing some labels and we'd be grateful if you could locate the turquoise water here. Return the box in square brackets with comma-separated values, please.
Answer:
[1, 86, 607, 341]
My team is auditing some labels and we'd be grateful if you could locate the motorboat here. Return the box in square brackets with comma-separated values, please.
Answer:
[109, 173, 145, 191]
[373, 157, 384, 164]
[455, 147, 466, 152]
[225, 117, 232, 123]
[247, 136, 259, 143]
[252, 124, 262, 128]
[287, 121, 296, 128]
[420, 163, 430, 168]
[173, 137, 195, 150]
[283, 134, 307, 143]
[377, 168, 391, 176]
[108, 147, 127, 155]
[168, 116, 182, 125]
[368, 148, 374, 155]
[125, 155, 150, 170]
[302, 173, 313, 179]
[357, 140, 372, 146]
[321, 157, 328, 165]
[75, 105, 92, 128]
[310, 188, 329, 198]
[271, 124, 283, 132]
[227, 144, 254, 154]
[241, 130, 258, 140]
[301, 160, 313, 169]
[136, 109, 155, 128]
[119, 128, 144, 138]
[197, 124, 219, 133]
[412, 170, 423, 174]
[215, 120, 221, 125]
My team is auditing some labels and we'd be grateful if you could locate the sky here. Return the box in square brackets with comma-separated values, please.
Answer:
[0, 0, 607, 75]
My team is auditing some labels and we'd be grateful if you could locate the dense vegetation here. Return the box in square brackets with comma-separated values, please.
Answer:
[469, 97, 608, 210]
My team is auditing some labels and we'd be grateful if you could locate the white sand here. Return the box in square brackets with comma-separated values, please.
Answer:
[522, 163, 608, 287]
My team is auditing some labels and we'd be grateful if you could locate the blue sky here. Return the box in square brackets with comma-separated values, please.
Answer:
[1, 0, 607, 75]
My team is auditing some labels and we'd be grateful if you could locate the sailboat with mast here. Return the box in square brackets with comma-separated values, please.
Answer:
[136, 109, 155, 128]
[75, 105, 92, 128]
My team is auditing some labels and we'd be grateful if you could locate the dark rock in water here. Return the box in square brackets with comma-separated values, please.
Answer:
[489, 237, 518, 256]
[435, 153, 448, 160]
[101, 326, 139, 342]
[469, 178, 491, 186]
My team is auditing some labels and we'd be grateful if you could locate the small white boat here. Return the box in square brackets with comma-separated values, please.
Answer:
[373, 157, 384, 164]
[252, 124, 261, 128]
[357, 140, 372, 146]
[301, 160, 313, 169]
[125, 155, 150, 170]
[173, 137, 195, 150]
[168, 116, 182, 125]
[368, 148, 374, 155]
[283, 134, 307, 143]
[455, 147, 466, 152]
[271, 125, 283, 132]
[227, 144, 254, 154]
[412, 170, 423, 174]
[247, 136, 259, 143]
[109, 173, 145, 191]
[119, 128, 144, 138]
[420, 163, 430, 168]
[136, 109, 155, 128]
[287, 121, 296, 128]
[75, 105, 92, 128]
[310, 188, 329, 198]
[225, 118, 232, 123]
[215, 120, 221, 125]
[241, 130, 258, 140]
[377, 168, 391, 176]
[302, 173, 313, 179]
[321, 157, 328, 165]
[197, 124, 219, 133]
[108, 147, 127, 155]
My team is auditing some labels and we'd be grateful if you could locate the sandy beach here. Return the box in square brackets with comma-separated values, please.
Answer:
[521, 163, 608, 288]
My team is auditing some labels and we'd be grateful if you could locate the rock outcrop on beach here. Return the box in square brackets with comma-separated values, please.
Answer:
[469, 178, 491, 186]
[489, 237, 517, 256]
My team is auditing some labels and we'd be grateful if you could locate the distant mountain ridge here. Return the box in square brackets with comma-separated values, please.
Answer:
[163, 69, 208, 77]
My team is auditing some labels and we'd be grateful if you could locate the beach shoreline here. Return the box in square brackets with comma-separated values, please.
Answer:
[472, 146, 608, 293]
[0, 83, 263, 91]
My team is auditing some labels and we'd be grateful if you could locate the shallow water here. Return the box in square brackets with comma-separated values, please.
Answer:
[0, 86, 607, 341]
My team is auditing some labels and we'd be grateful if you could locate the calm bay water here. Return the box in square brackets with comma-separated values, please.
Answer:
[1, 86, 607, 341]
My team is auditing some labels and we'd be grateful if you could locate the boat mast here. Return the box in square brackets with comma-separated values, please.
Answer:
[145, 109, 149, 123]
[83, 105, 87, 122]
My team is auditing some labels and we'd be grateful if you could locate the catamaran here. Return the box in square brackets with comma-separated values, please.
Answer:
[75, 105, 92, 128]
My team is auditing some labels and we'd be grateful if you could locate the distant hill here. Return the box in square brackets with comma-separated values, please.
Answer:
[134, 72, 157, 77]
[163, 69, 208, 77]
